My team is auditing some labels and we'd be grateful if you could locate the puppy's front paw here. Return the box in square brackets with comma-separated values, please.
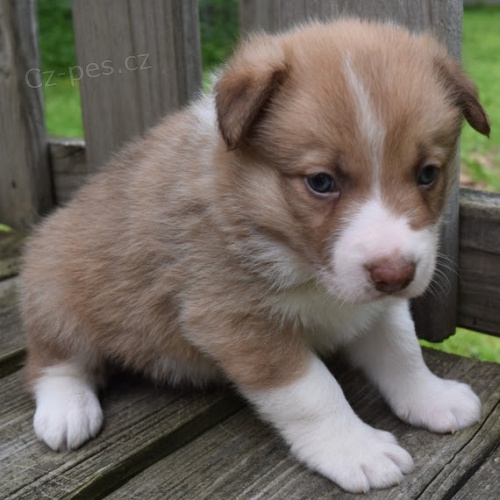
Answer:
[33, 374, 103, 451]
[296, 423, 414, 493]
[391, 377, 481, 433]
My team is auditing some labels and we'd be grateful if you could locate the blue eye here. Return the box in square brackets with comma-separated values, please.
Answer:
[418, 165, 439, 187]
[306, 173, 336, 195]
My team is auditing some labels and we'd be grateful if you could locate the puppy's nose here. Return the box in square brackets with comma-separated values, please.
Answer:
[365, 258, 416, 294]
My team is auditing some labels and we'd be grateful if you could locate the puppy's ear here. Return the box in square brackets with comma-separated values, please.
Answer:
[215, 35, 289, 150]
[436, 56, 490, 137]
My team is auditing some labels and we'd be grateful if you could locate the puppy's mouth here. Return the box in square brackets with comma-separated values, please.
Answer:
[327, 283, 420, 307]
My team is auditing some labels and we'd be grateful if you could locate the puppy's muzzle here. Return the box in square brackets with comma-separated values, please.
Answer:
[365, 258, 416, 294]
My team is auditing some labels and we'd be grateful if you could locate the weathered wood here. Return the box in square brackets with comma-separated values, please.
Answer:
[0, 277, 24, 377]
[0, 367, 243, 499]
[49, 138, 87, 205]
[71, 0, 202, 171]
[0, 231, 24, 281]
[108, 410, 292, 499]
[107, 350, 500, 499]
[458, 189, 500, 337]
[0, 0, 53, 231]
[452, 445, 500, 500]
[420, 389, 500, 498]
[240, 0, 462, 57]
[239, 0, 463, 342]
[0, 232, 25, 376]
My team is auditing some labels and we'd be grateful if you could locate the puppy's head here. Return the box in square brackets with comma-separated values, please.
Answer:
[215, 19, 489, 303]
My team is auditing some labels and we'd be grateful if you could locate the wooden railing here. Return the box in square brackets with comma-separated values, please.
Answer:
[0, 0, 499, 343]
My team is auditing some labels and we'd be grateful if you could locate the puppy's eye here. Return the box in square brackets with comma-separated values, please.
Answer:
[306, 173, 336, 196]
[417, 165, 440, 188]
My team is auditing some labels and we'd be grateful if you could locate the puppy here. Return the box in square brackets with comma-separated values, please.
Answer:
[21, 19, 489, 493]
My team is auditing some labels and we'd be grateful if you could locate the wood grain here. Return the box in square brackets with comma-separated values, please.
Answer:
[240, 0, 462, 56]
[49, 138, 87, 205]
[0, 0, 53, 231]
[452, 445, 500, 500]
[458, 189, 500, 336]
[72, 0, 202, 171]
[0, 367, 243, 499]
[0, 277, 24, 377]
[106, 350, 500, 499]
[0, 231, 24, 281]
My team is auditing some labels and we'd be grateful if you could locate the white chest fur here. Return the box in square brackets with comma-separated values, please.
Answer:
[271, 283, 389, 355]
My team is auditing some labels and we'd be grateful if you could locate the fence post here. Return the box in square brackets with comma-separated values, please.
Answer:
[239, 0, 463, 342]
[72, 0, 202, 171]
[0, 0, 52, 231]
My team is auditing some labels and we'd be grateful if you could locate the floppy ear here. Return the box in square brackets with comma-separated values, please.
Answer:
[215, 35, 289, 150]
[435, 56, 490, 137]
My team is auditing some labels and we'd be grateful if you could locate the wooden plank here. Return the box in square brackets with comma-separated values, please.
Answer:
[49, 138, 87, 205]
[240, 0, 462, 56]
[452, 445, 500, 500]
[107, 409, 294, 500]
[0, 277, 24, 377]
[0, 231, 24, 281]
[71, 0, 202, 171]
[239, 0, 462, 341]
[0, 366, 243, 499]
[458, 189, 500, 337]
[0, 229, 25, 377]
[420, 398, 500, 498]
[0, 0, 53, 231]
[0, 232, 25, 377]
[240, 0, 274, 33]
[107, 350, 500, 499]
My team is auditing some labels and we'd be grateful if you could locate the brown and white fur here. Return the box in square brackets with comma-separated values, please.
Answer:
[20, 19, 490, 493]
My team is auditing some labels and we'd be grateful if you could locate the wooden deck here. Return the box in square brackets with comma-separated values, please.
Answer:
[1, 235, 498, 499]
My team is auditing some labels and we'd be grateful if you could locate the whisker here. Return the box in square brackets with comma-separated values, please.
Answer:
[435, 252, 460, 275]
[430, 268, 451, 296]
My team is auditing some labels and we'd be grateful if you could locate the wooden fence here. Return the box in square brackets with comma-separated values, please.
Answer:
[0, 0, 499, 343]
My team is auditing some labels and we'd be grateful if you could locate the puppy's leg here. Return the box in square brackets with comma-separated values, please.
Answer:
[239, 354, 414, 493]
[27, 354, 104, 451]
[346, 299, 481, 433]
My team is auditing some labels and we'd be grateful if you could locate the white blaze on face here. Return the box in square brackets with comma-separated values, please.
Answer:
[343, 55, 386, 196]
[330, 56, 438, 303]
[326, 199, 438, 304]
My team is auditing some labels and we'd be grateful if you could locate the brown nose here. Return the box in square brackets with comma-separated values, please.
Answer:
[365, 259, 416, 294]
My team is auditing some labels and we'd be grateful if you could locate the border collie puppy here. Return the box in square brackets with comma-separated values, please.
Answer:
[21, 19, 489, 493]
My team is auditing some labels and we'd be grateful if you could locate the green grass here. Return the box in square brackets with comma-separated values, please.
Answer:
[460, 6, 500, 191]
[42, 77, 83, 138]
[421, 328, 500, 363]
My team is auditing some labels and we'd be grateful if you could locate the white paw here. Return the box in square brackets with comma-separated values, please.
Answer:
[391, 376, 481, 433]
[295, 422, 414, 493]
[33, 371, 103, 451]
